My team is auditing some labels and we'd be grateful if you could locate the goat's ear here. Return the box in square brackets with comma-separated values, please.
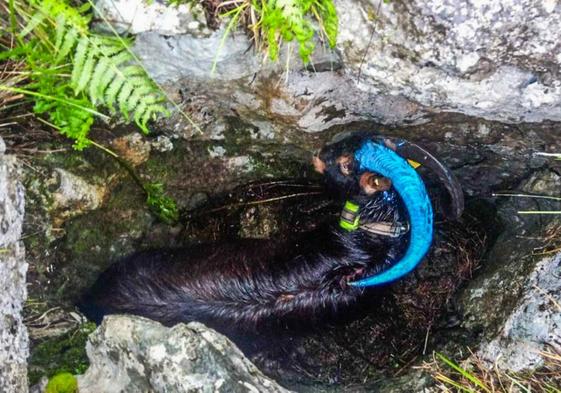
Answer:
[336, 154, 355, 176]
[312, 156, 326, 174]
[359, 172, 392, 195]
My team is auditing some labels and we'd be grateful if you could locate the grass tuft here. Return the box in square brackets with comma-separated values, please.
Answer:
[421, 349, 561, 392]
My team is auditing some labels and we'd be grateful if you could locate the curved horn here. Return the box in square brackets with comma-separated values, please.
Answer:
[350, 141, 434, 287]
[386, 139, 464, 220]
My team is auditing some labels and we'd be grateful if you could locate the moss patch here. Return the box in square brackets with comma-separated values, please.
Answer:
[28, 323, 96, 386]
[45, 372, 78, 393]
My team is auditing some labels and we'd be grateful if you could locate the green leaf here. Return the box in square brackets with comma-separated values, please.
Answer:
[105, 74, 125, 113]
[14, 0, 169, 145]
[117, 80, 134, 119]
[145, 183, 179, 224]
[21, 10, 47, 37]
[70, 37, 89, 88]
[88, 56, 110, 104]
[54, 13, 67, 50]
[75, 49, 96, 93]
[56, 27, 79, 63]
[436, 353, 491, 393]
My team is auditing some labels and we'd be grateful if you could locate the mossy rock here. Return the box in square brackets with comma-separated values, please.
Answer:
[28, 323, 95, 386]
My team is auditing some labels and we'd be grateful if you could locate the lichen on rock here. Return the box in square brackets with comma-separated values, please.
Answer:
[337, 0, 561, 123]
[77, 315, 290, 393]
[49, 168, 108, 227]
[0, 136, 29, 393]
[477, 251, 561, 371]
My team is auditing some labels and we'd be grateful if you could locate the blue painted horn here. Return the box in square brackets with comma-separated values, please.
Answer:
[350, 140, 434, 287]
[318, 132, 463, 287]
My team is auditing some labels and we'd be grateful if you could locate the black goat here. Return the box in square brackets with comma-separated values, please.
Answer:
[78, 166, 402, 332]
[79, 132, 461, 332]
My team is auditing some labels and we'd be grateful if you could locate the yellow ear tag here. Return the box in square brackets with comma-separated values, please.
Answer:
[407, 159, 421, 169]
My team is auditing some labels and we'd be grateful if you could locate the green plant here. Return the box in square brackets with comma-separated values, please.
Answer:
[259, 0, 337, 62]
[424, 351, 561, 392]
[4, 0, 168, 150]
[45, 372, 78, 393]
[145, 182, 179, 224]
[212, 0, 338, 71]
[2, 0, 181, 224]
[28, 322, 96, 385]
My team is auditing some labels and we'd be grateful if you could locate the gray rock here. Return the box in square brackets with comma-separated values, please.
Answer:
[187, 192, 209, 210]
[456, 169, 561, 371]
[337, 0, 561, 123]
[94, 0, 210, 36]
[137, 33, 424, 133]
[78, 315, 291, 393]
[477, 251, 561, 371]
[49, 168, 107, 226]
[151, 135, 174, 153]
[125, 3, 424, 133]
[0, 137, 28, 392]
[134, 30, 259, 82]
[126, 0, 561, 127]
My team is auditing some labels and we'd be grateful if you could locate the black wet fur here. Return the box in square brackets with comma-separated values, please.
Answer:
[78, 222, 397, 332]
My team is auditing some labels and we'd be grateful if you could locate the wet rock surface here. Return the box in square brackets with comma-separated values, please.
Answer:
[0, 137, 28, 393]
[454, 169, 561, 372]
[49, 168, 108, 227]
[458, 170, 561, 334]
[78, 315, 290, 393]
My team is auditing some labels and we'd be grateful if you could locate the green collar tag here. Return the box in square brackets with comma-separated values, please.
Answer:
[339, 200, 360, 231]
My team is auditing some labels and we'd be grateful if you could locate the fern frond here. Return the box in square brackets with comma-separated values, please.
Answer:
[117, 82, 134, 119]
[105, 51, 132, 68]
[219, 0, 338, 64]
[75, 47, 95, 93]
[89, 56, 110, 104]
[124, 84, 154, 112]
[20, 10, 47, 37]
[104, 74, 125, 113]
[134, 100, 150, 133]
[62, 28, 167, 127]
[70, 37, 89, 87]
[16, 0, 170, 148]
[315, 0, 338, 48]
[137, 103, 167, 134]
[55, 26, 78, 62]
[54, 13, 67, 49]
[122, 65, 146, 78]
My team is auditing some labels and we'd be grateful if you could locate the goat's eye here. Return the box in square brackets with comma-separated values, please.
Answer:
[336, 154, 354, 176]
[360, 172, 392, 195]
